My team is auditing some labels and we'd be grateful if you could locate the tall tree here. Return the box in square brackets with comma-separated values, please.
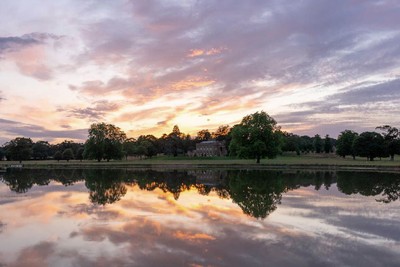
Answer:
[84, 123, 127, 162]
[212, 125, 231, 141]
[313, 134, 323, 153]
[4, 137, 33, 163]
[323, 134, 333, 153]
[376, 125, 400, 161]
[353, 132, 385, 161]
[62, 148, 74, 162]
[336, 130, 358, 159]
[196, 129, 212, 142]
[32, 141, 51, 160]
[229, 111, 282, 163]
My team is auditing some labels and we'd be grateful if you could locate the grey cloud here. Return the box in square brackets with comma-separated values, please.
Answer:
[0, 119, 87, 144]
[59, 100, 122, 120]
[0, 32, 62, 54]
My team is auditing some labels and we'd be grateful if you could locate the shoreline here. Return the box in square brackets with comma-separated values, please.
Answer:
[1, 159, 400, 173]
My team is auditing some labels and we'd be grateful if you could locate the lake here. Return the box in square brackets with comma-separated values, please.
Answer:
[0, 168, 399, 266]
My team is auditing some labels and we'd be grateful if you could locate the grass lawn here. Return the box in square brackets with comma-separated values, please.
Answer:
[1, 154, 400, 170]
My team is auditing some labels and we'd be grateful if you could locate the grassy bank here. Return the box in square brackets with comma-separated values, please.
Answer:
[1, 154, 400, 171]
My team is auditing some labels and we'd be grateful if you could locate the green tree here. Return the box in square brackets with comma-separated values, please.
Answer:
[0, 147, 5, 160]
[4, 137, 33, 163]
[212, 125, 231, 141]
[336, 130, 358, 159]
[62, 148, 74, 162]
[136, 135, 158, 158]
[75, 147, 84, 162]
[196, 129, 212, 142]
[84, 123, 127, 162]
[54, 151, 62, 162]
[376, 125, 400, 161]
[282, 132, 301, 155]
[32, 141, 51, 160]
[229, 111, 282, 163]
[123, 138, 137, 159]
[323, 134, 333, 153]
[313, 134, 322, 153]
[353, 132, 385, 161]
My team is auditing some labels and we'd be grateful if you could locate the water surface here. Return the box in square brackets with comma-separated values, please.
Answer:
[0, 169, 399, 266]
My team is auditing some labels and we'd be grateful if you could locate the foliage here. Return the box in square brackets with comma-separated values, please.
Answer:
[196, 129, 212, 142]
[313, 134, 322, 153]
[62, 148, 74, 162]
[212, 125, 231, 141]
[32, 141, 51, 160]
[75, 147, 85, 161]
[229, 111, 282, 163]
[54, 151, 62, 162]
[0, 147, 5, 160]
[4, 137, 33, 162]
[376, 125, 400, 161]
[336, 130, 358, 159]
[84, 123, 127, 162]
[353, 132, 385, 161]
[323, 134, 333, 153]
[282, 132, 301, 155]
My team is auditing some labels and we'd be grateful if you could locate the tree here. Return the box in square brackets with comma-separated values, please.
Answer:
[376, 125, 400, 161]
[62, 148, 74, 162]
[164, 125, 185, 157]
[123, 138, 137, 159]
[282, 132, 301, 155]
[136, 135, 158, 158]
[54, 151, 62, 162]
[75, 147, 84, 162]
[313, 134, 323, 153]
[84, 123, 127, 162]
[212, 125, 231, 141]
[4, 137, 33, 163]
[32, 141, 51, 160]
[196, 129, 212, 142]
[336, 130, 358, 159]
[323, 134, 333, 153]
[229, 111, 282, 163]
[0, 147, 5, 160]
[353, 132, 385, 161]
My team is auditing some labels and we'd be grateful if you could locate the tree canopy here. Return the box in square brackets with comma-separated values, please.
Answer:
[229, 111, 282, 163]
[83, 123, 127, 162]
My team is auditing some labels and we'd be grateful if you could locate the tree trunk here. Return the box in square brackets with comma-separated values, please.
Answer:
[97, 158, 101, 162]
[390, 154, 394, 161]
[256, 154, 260, 164]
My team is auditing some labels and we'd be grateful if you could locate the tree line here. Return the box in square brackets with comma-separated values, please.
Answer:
[1, 111, 399, 162]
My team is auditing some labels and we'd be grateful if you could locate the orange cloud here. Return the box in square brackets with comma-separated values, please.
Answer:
[187, 47, 226, 58]
[171, 78, 215, 91]
[174, 231, 216, 242]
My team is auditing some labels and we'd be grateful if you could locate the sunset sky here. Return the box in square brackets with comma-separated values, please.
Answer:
[1, 0, 400, 144]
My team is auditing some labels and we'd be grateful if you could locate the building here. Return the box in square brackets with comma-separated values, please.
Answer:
[189, 141, 227, 157]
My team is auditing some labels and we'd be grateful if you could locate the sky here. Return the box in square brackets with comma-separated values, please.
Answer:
[1, 0, 400, 144]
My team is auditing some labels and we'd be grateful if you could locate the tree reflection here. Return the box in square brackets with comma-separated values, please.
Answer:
[1, 168, 399, 218]
[228, 170, 286, 219]
[337, 171, 400, 203]
[83, 169, 128, 205]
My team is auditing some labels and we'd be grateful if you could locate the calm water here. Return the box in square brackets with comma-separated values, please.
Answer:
[0, 169, 399, 267]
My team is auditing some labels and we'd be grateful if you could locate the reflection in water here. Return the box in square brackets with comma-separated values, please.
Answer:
[0, 169, 400, 266]
[1, 169, 400, 218]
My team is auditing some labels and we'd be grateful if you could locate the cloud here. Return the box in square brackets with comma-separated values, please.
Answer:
[1, 1, 399, 137]
[0, 32, 64, 80]
[59, 100, 122, 120]
[0, 118, 87, 144]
